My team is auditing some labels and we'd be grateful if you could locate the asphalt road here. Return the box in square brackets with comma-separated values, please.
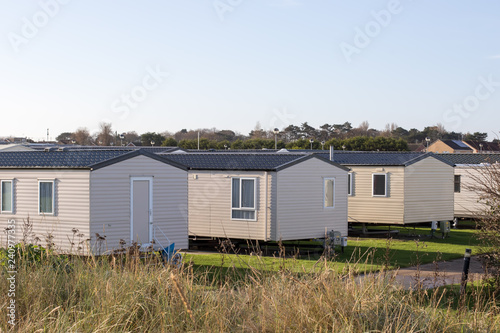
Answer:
[358, 256, 486, 289]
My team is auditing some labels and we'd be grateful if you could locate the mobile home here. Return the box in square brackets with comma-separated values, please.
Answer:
[437, 153, 500, 218]
[315, 151, 455, 225]
[0, 149, 188, 254]
[162, 152, 349, 240]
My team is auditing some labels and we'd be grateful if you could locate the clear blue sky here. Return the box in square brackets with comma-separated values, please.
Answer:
[1, 0, 499, 141]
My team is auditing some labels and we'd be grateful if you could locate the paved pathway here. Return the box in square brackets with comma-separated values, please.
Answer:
[359, 256, 486, 289]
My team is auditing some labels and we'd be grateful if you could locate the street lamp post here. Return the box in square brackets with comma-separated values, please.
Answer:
[310, 139, 314, 150]
[273, 128, 279, 150]
[321, 141, 325, 150]
[425, 137, 431, 151]
[151, 140, 155, 147]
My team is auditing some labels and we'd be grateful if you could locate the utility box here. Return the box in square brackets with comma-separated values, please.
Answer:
[332, 231, 342, 246]
[440, 221, 450, 238]
[341, 236, 348, 247]
[440, 221, 450, 233]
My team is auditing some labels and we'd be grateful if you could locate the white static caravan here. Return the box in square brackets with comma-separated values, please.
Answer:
[437, 153, 500, 218]
[162, 153, 349, 241]
[0, 149, 188, 254]
[315, 151, 455, 225]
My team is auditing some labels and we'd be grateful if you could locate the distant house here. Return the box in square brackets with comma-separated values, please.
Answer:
[407, 143, 426, 152]
[314, 151, 455, 225]
[161, 152, 349, 240]
[0, 149, 188, 254]
[462, 141, 500, 154]
[437, 153, 500, 218]
[427, 139, 473, 153]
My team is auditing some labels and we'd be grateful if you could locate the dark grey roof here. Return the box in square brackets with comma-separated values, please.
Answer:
[440, 140, 473, 151]
[0, 149, 187, 170]
[436, 153, 500, 165]
[161, 153, 349, 171]
[312, 151, 455, 167]
[186, 149, 279, 152]
[27, 144, 180, 153]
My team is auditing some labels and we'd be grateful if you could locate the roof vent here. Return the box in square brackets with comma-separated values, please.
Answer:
[170, 149, 187, 154]
[57, 147, 67, 152]
[276, 148, 289, 153]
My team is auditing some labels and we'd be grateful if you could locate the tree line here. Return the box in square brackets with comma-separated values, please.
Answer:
[51, 121, 492, 151]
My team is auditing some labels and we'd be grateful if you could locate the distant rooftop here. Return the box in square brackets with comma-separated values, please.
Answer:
[26, 144, 180, 153]
[463, 141, 500, 152]
[436, 153, 500, 165]
[439, 140, 473, 151]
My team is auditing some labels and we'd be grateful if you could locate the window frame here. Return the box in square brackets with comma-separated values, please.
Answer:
[454, 175, 461, 193]
[347, 173, 353, 196]
[372, 173, 388, 197]
[323, 177, 335, 209]
[1, 180, 13, 214]
[231, 177, 257, 221]
[38, 179, 55, 215]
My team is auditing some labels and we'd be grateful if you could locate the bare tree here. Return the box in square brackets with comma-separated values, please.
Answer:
[436, 123, 446, 137]
[249, 122, 265, 139]
[123, 131, 140, 144]
[96, 122, 113, 146]
[74, 128, 91, 145]
[467, 162, 500, 284]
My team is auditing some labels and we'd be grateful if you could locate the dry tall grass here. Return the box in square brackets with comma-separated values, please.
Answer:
[1, 248, 500, 332]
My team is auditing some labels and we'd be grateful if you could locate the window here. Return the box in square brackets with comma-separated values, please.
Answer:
[1, 180, 13, 213]
[324, 178, 335, 208]
[372, 173, 387, 197]
[39, 180, 55, 214]
[347, 173, 353, 196]
[231, 178, 256, 220]
[454, 175, 461, 193]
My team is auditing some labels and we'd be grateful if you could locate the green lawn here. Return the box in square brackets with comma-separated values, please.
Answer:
[184, 227, 481, 277]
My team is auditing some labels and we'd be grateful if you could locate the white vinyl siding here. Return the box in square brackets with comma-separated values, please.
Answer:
[38, 180, 55, 215]
[188, 170, 271, 240]
[404, 157, 454, 223]
[1, 180, 13, 213]
[324, 178, 335, 208]
[0, 170, 91, 253]
[347, 166, 404, 224]
[90, 155, 188, 251]
[276, 158, 348, 239]
[453, 166, 487, 218]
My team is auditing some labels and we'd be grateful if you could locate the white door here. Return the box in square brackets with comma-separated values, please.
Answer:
[130, 177, 153, 244]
